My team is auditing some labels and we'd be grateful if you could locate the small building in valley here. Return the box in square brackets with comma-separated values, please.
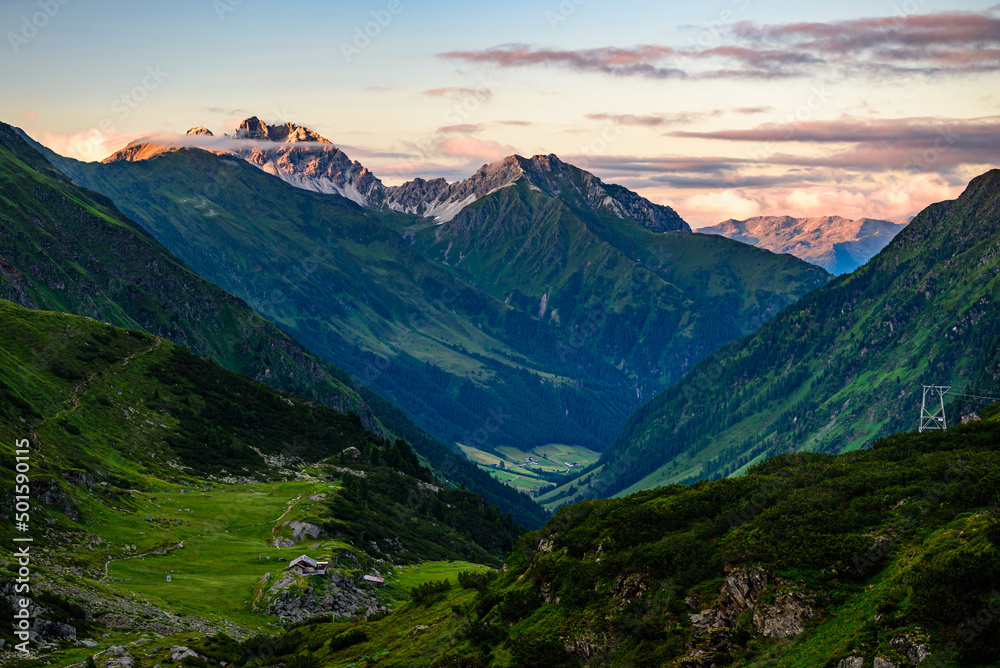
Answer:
[287, 555, 329, 575]
[363, 575, 385, 586]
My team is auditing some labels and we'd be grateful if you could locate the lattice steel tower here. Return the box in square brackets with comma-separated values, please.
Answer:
[919, 385, 950, 432]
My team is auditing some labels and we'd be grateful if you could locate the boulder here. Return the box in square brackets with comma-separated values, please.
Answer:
[171, 645, 202, 661]
[891, 633, 932, 664]
[32, 618, 76, 641]
[282, 521, 324, 542]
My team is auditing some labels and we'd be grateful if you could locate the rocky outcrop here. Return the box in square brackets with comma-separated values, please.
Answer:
[890, 632, 932, 664]
[683, 568, 816, 664]
[752, 592, 815, 638]
[34, 477, 81, 520]
[32, 618, 76, 642]
[170, 645, 205, 661]
[837, 657, 864, 668]
[186, 126, 213, 136]
[256, 571, 384, 623]
[92, 645, 137, 668]
[689, 568, 770, 635]
[564, 631, 611, 660]
[678, 629, 734, 667]
[281, 520, 324, 543]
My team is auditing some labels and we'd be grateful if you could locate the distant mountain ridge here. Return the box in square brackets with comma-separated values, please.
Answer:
[105, 116, 690, 231]
[698, 215, 907, 274]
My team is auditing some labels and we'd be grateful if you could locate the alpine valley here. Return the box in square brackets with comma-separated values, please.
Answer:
[0, 111, 998, 668]
[34, 117, 828, 478]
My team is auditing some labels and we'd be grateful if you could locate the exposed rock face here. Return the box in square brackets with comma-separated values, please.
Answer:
[257, 571, 384, 623]
[32, 618, 77, 641]
[837, 657, 864, 668]
[170, 646, 204, 661]
[752, 592, 815, 638]
[226, 116, 382, 206]
[186, 126, 213, 136]
[683, 568, 816, 664]
[678, 629, 734, 667]
[33, 478, 81, 520]
[698, 215, 907, 274]
[564, 631, 611, 659]
[874, 657, 900, 668]
[281, 520, 324, 543]
[689, 568, 770, 635]
[891, 632, 932, 664]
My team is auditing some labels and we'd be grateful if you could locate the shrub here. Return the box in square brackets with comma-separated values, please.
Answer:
[458, 569, 497, 590]
[411, 579, 451, 606]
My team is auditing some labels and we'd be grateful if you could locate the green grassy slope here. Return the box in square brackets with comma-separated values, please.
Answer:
[583, 169, 1000, 500]
[0, 298, 517, 661]
[404, 178, 830, 395]
[1, 123, 548, 528]
[216, 410, 1000, 667]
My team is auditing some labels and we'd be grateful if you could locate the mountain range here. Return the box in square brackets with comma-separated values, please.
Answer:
[221, 116, 691, 230]
[0, 121, 546, 528]
[35, 117, 827, 467]
[698, 215, 909, 275]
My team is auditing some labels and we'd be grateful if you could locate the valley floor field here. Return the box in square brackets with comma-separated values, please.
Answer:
[457, 442, 598, 495]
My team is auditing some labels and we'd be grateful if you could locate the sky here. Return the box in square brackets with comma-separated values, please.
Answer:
[1, 0, 998, 226]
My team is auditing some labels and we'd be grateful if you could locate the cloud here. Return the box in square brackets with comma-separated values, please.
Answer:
[586, 111, 722, 127]
[671, 115, 1000, 172]
[496, 120, 533, 126]
[439, 10, 1000, 81]
[36, 128, 147, 162]
[733, 106, 774, 115]
[423, 86, 495, 101]
[18, 109, 37, 120]
[440, 44, 687, 79]
[437, 123, 483, 135]
[675, 174, 964, 227]
[433, 135, 517, 162]
[206, 106, 246, 115]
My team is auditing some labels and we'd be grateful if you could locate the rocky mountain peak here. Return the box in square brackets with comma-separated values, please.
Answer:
[185, 126, 213, 137]
[233, 117, 331, 144]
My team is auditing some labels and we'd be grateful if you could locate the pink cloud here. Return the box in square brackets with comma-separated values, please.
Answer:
[437, 124, 483, 135]
[440, 10, 1000, 80]
[434, 135, 517, 163]
[423, 86, 494, 101]
[36, 128, 147, 162]
[674, 175, 964, 227]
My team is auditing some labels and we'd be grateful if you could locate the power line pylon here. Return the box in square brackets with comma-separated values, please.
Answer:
[919, 385, 950, 432]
